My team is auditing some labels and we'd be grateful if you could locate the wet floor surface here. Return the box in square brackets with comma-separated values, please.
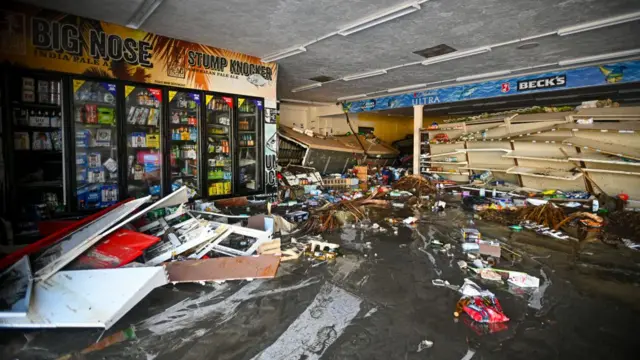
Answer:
[2, 200, 640, 360]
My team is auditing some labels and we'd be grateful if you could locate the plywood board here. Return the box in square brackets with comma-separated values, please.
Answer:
[0, 267, 167, 329]
[506, 166, 583, 180]
[0, 256, 32, 318]
[164, 255, 281, 283]
[562, 137, 640, 161]
[582, 168, 640, 176]
[483, 122, 564, 140]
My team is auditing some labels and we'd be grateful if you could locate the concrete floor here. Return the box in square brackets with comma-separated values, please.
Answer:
[2, 201, 639, 360]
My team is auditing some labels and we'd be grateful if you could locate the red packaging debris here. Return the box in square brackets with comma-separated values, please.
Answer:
[458, 295, 509, 323]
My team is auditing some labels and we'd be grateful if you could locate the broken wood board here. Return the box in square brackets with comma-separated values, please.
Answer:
[502, 151, 569, 162]
[574, 107, 640, 120]
[0, 256, 32, 318]
[0, 267, 167, 329]
[558, 122, 640, 133]
[164, 255, 281, 283]
[506, 166, 583, 180]
[563, 137, 640, 161]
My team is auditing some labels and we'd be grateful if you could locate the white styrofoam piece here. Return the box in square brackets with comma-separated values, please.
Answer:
[0, 267, 167, 329]
[0, 256, 33, 318]
[33, 196, 151, 281]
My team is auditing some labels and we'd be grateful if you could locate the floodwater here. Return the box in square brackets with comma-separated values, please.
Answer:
[2, 200, 640, 360]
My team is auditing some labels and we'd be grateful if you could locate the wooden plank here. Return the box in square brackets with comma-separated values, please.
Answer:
[511, 136, 568, 143]
[506, 166, 583, 180]
[164, 255, 281, 283]
[483, 123, 563, 140]
[562, 137, 640, 161]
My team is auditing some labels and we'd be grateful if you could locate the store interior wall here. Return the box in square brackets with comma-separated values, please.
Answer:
[280, 103, 447, 144]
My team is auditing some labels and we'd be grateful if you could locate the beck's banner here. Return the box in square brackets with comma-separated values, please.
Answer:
[343, 60, 640, 113]
[0, 4, 277, 99]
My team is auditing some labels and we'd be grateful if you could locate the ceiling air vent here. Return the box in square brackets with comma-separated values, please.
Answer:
[413, 44, 457, 59]
[309, 75, 334, 82]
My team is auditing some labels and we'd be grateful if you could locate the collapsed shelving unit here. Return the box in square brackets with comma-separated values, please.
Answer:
[423, 106, 640, 197]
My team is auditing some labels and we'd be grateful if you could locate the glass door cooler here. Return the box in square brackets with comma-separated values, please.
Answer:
[124, 85, 163, 199]
[71, 79, 119, 210]
[204, 94, 233, 197]
[236, 97, 262, 194]
[168, 90, 200, 199]
[9, 72, 65, 237]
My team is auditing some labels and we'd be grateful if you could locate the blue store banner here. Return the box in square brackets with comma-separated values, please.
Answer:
[343, 60, 640, 113]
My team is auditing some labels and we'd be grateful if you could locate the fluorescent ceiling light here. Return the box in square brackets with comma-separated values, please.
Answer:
[343, 69, 387, 81]
[261, 46, 307, 63]
[338, 3, 421, 36]
[557, 11, 640, 36]
[422, 46, 491, 66]
[387, 83, 427, 93]
[558, 48, 640, 66]
[337, 94, 368, 101]
[127, 0, 164, 29]
[280, 99, 333, 106]
[291, 83, 322, 93]
[456, 70, 512, 82]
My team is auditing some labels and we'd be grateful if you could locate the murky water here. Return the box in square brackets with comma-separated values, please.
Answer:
[2, 200, 639, 360]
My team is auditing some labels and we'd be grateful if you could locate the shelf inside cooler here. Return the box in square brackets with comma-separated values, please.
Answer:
[12, 101, 60, 109]
[76, 123, 117, 128]
[16, 180, 63, 188]
[74, 101, 116, 108]
[13, 126, 61, 132]
[238, 130, 256, 133]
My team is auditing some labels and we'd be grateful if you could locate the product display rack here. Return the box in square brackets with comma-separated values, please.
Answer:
[168, 90, 201, 199]
[124, 85, 163, 200]
[236, 97, 263, 194]
[204, 94, 234, 197]
[71, 78, 120, 211]
[6, 70, 66, 239]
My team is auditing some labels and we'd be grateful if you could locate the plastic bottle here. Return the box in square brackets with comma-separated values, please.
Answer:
[592, 199, 599, 213]
[492, 188, 497, 197]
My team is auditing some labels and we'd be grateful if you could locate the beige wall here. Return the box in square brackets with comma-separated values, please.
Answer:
[279, 103, 446, 144]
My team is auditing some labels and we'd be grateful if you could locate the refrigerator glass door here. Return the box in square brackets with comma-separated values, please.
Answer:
[124, 85, 163, 199]
[71, 79, 119, 210]
[168, 91, 200, 198]
[204, 95, 233, 196]
[236, 97, 261, 193]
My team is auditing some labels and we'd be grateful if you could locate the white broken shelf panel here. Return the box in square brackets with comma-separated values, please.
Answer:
[582, 168, 640, 176]
[502, 151, 569, 162]
[562, 137, 640, 161]
[567, 152, 640, 166]
[0, 267, 168, 329]
[459, 164, 512, 173]
[506, 166, 583, 180]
